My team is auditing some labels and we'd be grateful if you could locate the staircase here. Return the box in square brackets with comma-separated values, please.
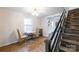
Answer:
[60, 8, 79, 52]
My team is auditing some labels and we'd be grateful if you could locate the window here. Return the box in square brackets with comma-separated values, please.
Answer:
[24, 18, 33, 33]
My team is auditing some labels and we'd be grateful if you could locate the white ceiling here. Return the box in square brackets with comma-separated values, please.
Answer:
[0, 7, 78, 18]
[68, 7, 78, 10]
[0, 7, 65, 17]
[23, 7, 64, 17]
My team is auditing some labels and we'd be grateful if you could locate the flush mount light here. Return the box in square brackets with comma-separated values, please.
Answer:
[32, 11, 38, 16]
[24, 7, 46, 16]
[32, 8, 38, 16]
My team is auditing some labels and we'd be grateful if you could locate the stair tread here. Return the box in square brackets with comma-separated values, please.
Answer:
[65, 31, 79, 35]
[70, 26, 79, 29]
[66, 28, 79, 31]
[62, 39, 79, 45]
[63, 33, 79, 42]
[66, 25, 79, 30]
[65, 29, 79, 33]
[70, 24, 79, 26]
[70, 17, 79, 18]
[64, 33, 79, 37]
[60, 46, 76, 52]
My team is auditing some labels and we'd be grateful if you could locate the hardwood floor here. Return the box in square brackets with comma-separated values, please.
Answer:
[0, 37, 45, 52]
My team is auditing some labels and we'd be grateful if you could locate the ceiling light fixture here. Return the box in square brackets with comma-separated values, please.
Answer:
[32, 8, 38, 16]
[24, 7, 46, 16]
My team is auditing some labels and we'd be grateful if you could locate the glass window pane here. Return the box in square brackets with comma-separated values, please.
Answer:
[24, 18, 33, 33]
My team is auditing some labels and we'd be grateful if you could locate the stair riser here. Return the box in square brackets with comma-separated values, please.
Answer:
[63, 35, 79, 42]
[70, 13, 79, 18]
[61, 41, 73, 47]
[68, 18, 79, 22]
[70, 15, 79, 17]
[65, 30, 79, 34]
[69, 26, 79, 30]
[69, 22, 79, 25]
[70, 24, 79, 26]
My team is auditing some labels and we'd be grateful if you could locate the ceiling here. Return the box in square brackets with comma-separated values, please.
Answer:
[68, 7, 78, 10]
[0, 7, 78, 18]
[0, 7, 65, 17]
[23, 7, 65, 17]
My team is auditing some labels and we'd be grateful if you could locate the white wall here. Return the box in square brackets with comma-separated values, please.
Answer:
[40, 7, 65, 37]
[32, 16, 41, 33]
[41, 17, 48, 37]
[0, 8, 24, 47]
[0, 8, 42, 47]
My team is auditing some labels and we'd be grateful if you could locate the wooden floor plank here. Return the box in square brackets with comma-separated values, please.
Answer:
[0, 37, 45, 52]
